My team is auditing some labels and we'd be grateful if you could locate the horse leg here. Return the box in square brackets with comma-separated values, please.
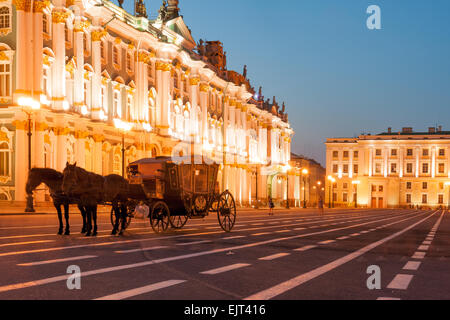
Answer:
[55, 202, 63, 235]
[91, 205, 98, 237]
[85, 207, 92, 237]
[119, 204, 127, 236]
[79, 205, 87, 234]
[64, 202, 70, 235]
[112, 205, 120, 235]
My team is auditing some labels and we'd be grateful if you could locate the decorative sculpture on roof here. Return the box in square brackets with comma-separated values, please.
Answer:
[135, 0, 148, 18]
[118, 0, 124, 8]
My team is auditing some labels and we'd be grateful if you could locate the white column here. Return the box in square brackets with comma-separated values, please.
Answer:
[14, 8, 28, 101]
[51, 11, 68, 110]
[431, 146, 436, 178]
[14, 123, 27, 202]
[33, 10, 44, 100]
[91, 34, 102, 120]
[75, 132, 86, 169]
[73, 29, 84, 108]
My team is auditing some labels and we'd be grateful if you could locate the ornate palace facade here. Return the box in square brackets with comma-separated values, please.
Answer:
[326, 127, 450, 209]
[0, 0, 297, 207]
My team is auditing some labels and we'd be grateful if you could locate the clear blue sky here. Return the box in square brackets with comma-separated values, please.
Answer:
[123, 0, 450, 166]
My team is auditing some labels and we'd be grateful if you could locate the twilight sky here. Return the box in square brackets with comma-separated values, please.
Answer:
[123, 0, 450, 166]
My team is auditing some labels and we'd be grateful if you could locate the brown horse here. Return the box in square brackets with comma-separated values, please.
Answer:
[25, 168, 87, 235]
[62, 163, 131, 236]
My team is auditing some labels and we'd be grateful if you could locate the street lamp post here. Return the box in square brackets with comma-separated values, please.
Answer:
[285, 165, 291, 209]
[19, 97, 40, 213]
[352, 180, 360, 208]
[302, 168, 309, 209]
[114, 119, 133, 178]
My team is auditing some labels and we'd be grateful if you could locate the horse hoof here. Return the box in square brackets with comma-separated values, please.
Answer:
[111, 229, 117, 236]
[118, 230, 124, 236]
[81, 228, 86, 234]
[64, 230, 70, 236]
[58, 229, 63, 235]
[91, 232, 97, 237]
[85, 232, 91, 237]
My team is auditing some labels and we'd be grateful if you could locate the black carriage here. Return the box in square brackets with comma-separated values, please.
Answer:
[112, 156, 237, 233]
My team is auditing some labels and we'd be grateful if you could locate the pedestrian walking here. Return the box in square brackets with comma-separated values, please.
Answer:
[268, 196, 274, 216]
[318, 197, 324, 214]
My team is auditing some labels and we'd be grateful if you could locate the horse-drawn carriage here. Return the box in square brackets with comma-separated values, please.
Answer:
[111, 156, 237, 234]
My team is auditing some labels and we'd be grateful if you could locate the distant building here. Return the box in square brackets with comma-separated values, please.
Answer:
[325, 127, 450, 208]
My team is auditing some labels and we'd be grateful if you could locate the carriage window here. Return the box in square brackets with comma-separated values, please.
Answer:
[194, 166, 208, 193]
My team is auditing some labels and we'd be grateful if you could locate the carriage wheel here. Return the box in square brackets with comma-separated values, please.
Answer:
[149, 201, 170, 234]
[169, 215, 189, 229]
[217, 191, 236, 232]
[110, 207, 132, 230]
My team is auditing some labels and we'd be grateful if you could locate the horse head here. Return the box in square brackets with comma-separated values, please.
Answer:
[62, 162, 79, 195]
[25, 168, 41, 195]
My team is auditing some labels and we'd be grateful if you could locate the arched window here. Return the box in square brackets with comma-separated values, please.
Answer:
[100, 40, 106, 60]
[113, 89, 121, 118]
[42, 14, 48, 33]
[0, 141, 10, 177]
[113, 46, 120, 65]
[0, 57, 11, 99]
[0, 7, 10, 29]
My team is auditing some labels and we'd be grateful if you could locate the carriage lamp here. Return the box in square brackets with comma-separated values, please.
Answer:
[19, 97, 41, 213]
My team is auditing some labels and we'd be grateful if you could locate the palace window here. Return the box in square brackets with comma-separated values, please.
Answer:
[0, 58, 11, 99]
[439, 163, 445, 174]
[439, 148, 445, 157]
[391, 163, 397, 173]
[113, 90, 121, 118]
[406, 182, 412, 190]
[406, 194, 412, 204]
[332, 164, 338, 174]
[423, 149, 429, 156]
[406, 163, 413, 174]
[354, 151, 359, 158]
[422, 163, 429, 174]
[0, 141, 10, 177]
[375, 163, 381, 174]
[332, 151, 338, 159]
[343, 164, 348, 174]
[113, 46, 120, 66]
[438, 194, 444, 204]
[391, 149, 397, 156]
[343, 183, 348, 189]
[343, 151, 349, 158]
[43, 14, 49, 34]
[173, 73, 179, 90]
[422, 182, 428, 190]
[0, 7, 10, 29]
[147, 63, 154, 86]
[422, 194, 428, 204]
[407, 149, 413, 156]
[126, 93, 133, 121]
[375, 149, 382, 156]
[343, 193, 348, 203]
[379, 186, 384, 192]
[126, 52, 133, 72]
[354, 164, 359, 174]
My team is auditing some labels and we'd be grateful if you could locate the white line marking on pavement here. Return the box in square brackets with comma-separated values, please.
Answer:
[176, 240, 211, 246]
[244, 211, 436, 300]
[94, 280, 186, 300]
[259, 253, 291, 261]
[0, 210, 419, 294]
[222, 236, 246, 240]
[0, 240, 55, 248]
[275, 230, 291, 233]
[318, 240, 335, 245]
[417, 245, 429, 251]
[402, 261, 421, 271]
[294, 245, 317, 252]
[18, 255, 97, 266]
[252, 232, 271, 236]
[387, 274, 414, 290]
[422, 241, 432, 245]
[412, 252, 426, 259]
[294, 228, 306, 231]
[337, 236, 350, 240]
[200, 263, 251, 275]
[115, 246, 169, 254]
[350, 233, 360, 237]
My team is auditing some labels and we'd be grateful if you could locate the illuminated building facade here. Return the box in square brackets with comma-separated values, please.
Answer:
[0, 0, 297, 207]
[325, 127, 450, 208]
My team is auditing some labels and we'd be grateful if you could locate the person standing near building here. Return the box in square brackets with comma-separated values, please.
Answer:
[318, 197, 324, 214]
[268, 196, 274, 216]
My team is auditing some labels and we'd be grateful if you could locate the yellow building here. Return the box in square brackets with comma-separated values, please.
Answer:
[325, 127, 450, 209]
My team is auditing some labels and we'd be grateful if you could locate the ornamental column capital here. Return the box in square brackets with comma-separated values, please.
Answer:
[189, 76, 200, 86]
[91, 29, 108, 42]
[73, 20, 91, 33]
[33, 0, 51, 13]
[52, 10, 71, 24]
[156, 61, 172, 72]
